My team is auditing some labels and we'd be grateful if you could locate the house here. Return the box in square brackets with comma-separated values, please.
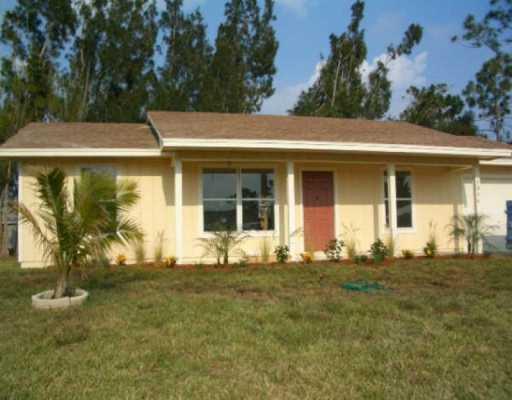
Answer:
[1, 111, 511, 268]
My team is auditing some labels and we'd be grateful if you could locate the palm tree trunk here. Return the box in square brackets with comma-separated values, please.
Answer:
[53, 266, 71, 298]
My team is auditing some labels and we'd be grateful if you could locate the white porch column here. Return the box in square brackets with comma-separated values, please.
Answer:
[287, 161, 297, 258]
[472, 164, 482, 254]
[174, 158, 183, 263]
[387, 163, 398, 254]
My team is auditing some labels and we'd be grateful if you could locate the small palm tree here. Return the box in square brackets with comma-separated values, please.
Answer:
[448, 214, 496, 257]
[18, 168, 142, 298]
[198, 226, 248, 265]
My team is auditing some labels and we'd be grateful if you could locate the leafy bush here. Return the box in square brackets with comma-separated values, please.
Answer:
[370, 239, 388, 263]
[274, 245, 290, 264]
[401, 249, 414, 259]
[324, 239, 344, 262]
[301, 252, 313, 264]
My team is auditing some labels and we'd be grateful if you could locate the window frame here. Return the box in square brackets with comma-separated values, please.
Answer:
[199, 166, 278, 237]
[382, 169, 416, 232]
[80, 164, 118, 234]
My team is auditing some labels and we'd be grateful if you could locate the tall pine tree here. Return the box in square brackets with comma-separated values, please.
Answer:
[152, 0, 212, 111]
[453, 0, 512, 141]
[61, 0, 158, 122]
[199, 0, 278, 113]
[400, 84, 478, 136]
[290, 0, 422, 119]
[0, 0, 76, 132]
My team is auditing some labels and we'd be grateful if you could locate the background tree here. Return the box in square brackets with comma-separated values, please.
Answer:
[290, 0, 422, 119]
[400, 84, 478, 135]
[62, 0, 158, 122]
[151, 0, 212, 111]
[0, 0, 76, 125]
[453, 0, 512, 141]
[199, 0, 278, 113]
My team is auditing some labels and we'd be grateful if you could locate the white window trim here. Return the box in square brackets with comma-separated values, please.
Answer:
[198, 167, 279, 237]
[382, 168, 416, 233]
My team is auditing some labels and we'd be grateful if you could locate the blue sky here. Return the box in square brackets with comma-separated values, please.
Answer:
[0, 0, 493, 117]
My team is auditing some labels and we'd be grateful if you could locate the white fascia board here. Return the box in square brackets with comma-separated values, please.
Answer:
[162, 138, 512, 159]
[480, 158, 512, 166]
[147, 114, 164, 148]
[0, 148, 163, 158]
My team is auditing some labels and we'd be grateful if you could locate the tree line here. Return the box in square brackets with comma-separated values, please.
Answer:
[0, 0, 278, 141]
[0, 0, 510, 143]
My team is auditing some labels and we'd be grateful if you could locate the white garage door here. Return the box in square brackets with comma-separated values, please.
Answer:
[463, 175, 512, 252]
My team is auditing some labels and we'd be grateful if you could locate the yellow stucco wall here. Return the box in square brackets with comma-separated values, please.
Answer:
[18, 153, 468, 267]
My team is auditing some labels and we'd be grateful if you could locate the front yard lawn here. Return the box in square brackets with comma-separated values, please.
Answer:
[1, 258, 512, 399]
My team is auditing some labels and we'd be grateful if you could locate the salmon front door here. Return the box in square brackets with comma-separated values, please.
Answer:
[302, 171, 335, 252]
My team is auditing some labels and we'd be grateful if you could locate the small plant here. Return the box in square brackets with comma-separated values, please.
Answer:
[274, 245, 290, 264]
[354, 254, 369, 265]
[324, 238, 344, 262]
[154, 231, 164, 266]
[197, 226, 248, 265]
[385, 235, 396, 258]
[401, 249, 414, 259]
[235, 252, 250, 268]
[116, 254, 127, 266]
[448, 214, 496, 257]
[423, 240, 437, 258]
[343, 223, 360, 260]
[259, 238, 271, 264]
[370, 239, 388, 263]
[134, 238, 146, 265]
[423, 221, 438, 258]
[301, 252, 313, 264]
[163, 256, 177, 268]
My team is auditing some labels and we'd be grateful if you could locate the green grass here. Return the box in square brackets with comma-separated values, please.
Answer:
[1, 258, 512, 399]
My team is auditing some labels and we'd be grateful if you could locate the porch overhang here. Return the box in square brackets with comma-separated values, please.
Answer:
[160, 138, 512, 160]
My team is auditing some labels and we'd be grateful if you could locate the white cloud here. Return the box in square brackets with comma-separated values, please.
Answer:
[261, 60, 324, 115]
[275, 0, 310, 17]
[361, 51, 428, 117]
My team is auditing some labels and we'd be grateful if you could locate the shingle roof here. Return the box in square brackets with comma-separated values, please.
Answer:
[148, 111, 511, 150]
[1, 123, 159, 149]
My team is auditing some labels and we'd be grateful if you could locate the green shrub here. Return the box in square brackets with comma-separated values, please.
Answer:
[423, 239, 437, 258]
[401, 249, 415, 259]
[324, 239, 344, 262]
[370, 239, 388, 263]
[154, 231, 164, 266]
[274, 245, 290, 264]
[424, 221, 438, 258]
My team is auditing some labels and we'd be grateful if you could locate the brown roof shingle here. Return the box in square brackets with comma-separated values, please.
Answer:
[148, 111, 511, 150]
[1, 122, 159, 149]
